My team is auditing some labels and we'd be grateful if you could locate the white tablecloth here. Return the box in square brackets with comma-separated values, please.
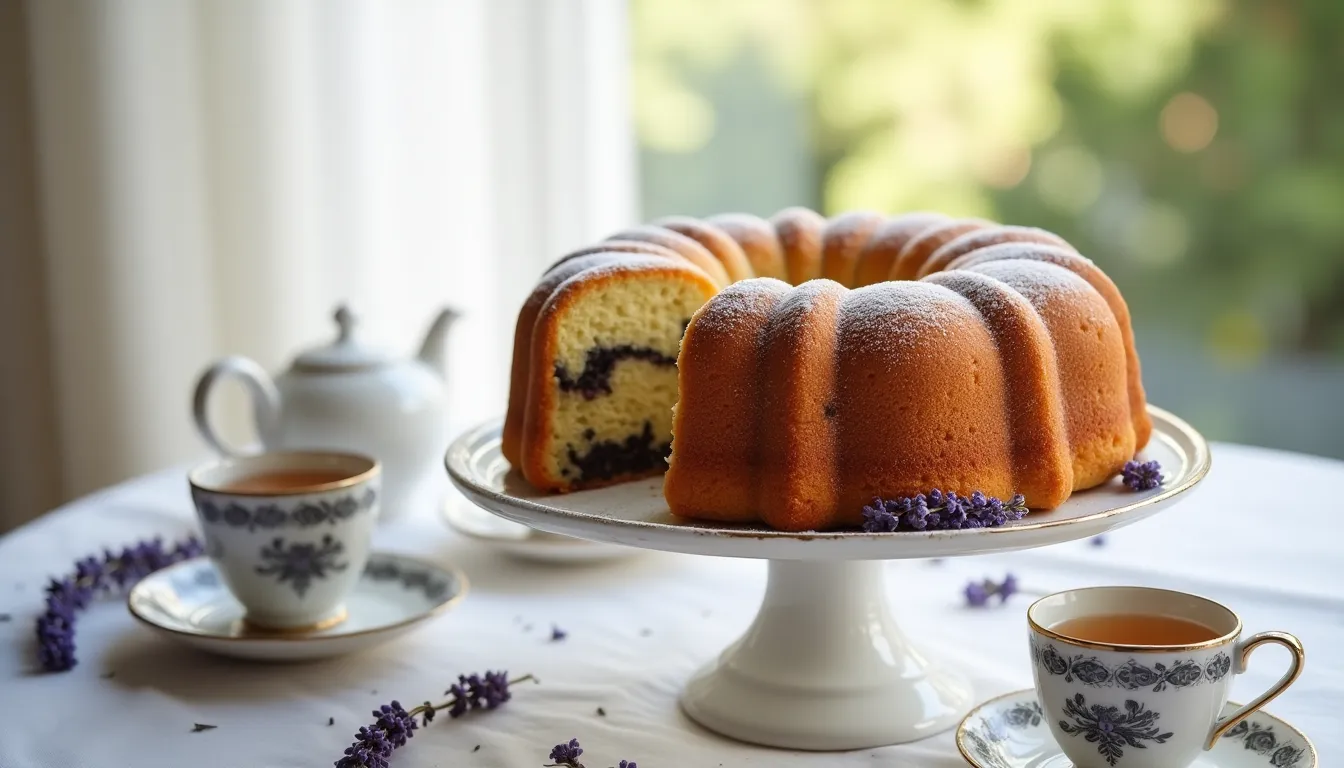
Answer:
[1, 442, 1340, 768]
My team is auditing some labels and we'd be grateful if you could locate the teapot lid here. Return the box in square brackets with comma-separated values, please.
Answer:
[292, 305, 394, 372]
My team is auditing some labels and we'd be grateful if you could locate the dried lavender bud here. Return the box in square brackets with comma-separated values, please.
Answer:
[964, 581, 991, 608]
[546, 738, 585, 767]
[1121, 460, 1163, 491]
[964, 574, 1020, 608]
[619, 762, 637, 768]
[861, 500, 899, 532]
[191, 723, 217, 732]
[550, 625, 567, 642]
[861, 490, 1028, 533]
[998, 573, 1019, 603]
[35, 534, 202, 672]
[1090, 535, 1106, 547]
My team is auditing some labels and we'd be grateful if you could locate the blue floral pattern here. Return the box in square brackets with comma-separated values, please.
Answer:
[195, 487, 377, 530]
[254, 535, 348, 597]
[962, 700, 1042, 768]
[1031, 640, 1231, 692]
[1057, 693, 1172, 766]
[1222, 721, 1306, 767]
[364, 559, 452, 601]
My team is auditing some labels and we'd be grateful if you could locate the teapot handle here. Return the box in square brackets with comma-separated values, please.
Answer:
[191, 356, 282, 457]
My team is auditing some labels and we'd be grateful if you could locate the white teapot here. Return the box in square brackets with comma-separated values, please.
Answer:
[192, 304, 458, 523]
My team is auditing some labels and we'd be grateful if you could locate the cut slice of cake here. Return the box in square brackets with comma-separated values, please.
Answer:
[502, 253, 719, 492]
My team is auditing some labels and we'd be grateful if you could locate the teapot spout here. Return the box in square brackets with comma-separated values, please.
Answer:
[417, 307, 460, 376]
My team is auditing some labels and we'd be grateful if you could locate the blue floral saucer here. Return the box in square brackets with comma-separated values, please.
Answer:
[127, 552, 466, 662]
[956, 689, 1316, 768]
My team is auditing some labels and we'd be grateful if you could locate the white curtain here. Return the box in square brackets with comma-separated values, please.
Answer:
[0, 0, 635, 530]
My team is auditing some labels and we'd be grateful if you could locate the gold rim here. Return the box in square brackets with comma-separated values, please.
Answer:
[126, 553, 467, 643]
[445, 404, 1212, 540]
[954, 689, 1318, 767]
[955, 688, 1035, 766]
[188, 451, 380, 497]
[241, 607, 349, 635]
[1027, 585, 1243, 653]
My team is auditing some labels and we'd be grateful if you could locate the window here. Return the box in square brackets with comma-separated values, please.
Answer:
[633, 0, 1344, 459]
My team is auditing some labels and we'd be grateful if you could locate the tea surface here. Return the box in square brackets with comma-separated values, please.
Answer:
[1052, 613, 1219, 646]
[221, 469, 353, 493]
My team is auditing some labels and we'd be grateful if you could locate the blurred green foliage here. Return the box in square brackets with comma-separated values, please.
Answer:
[633, 0, 1344, 362]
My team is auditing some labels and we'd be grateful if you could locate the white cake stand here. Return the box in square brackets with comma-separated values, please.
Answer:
[445, 406, 1209, 751]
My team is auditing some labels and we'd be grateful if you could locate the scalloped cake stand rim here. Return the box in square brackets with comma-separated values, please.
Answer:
[444, 405, 1210, 562]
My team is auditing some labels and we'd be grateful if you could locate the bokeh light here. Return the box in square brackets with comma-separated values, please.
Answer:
[1034, 146, 1103, 214]
[1160, 92, 1218, 153]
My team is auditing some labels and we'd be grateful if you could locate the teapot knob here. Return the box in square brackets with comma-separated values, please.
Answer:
[334, 304, 358, 343]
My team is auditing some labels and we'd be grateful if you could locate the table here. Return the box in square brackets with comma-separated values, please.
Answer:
[1, 443, 1340, 767]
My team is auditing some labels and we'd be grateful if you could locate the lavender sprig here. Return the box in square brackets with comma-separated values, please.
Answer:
[965, 573, 1018, 607]
[35, 535, 203, 672]
[335, 672, 535, 768]
[543, 739, 638, 768]
[861, 489, 1028, 533]
[1121, 460, 1163, 491]
[545, 738, 585, 767]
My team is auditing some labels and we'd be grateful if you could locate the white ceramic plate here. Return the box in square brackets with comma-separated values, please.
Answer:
[440, 499, 637, 564]
[445, 405, 1210, 560]
[127, 552, 466, 662]
[957, 689, 1316, 768]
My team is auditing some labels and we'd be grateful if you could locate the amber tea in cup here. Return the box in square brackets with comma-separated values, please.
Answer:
[1050, 613, 1219, 647]
[221, 469, 354, 494]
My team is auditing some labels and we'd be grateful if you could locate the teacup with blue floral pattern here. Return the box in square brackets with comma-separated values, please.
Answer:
[189, 451, 380, 630]
[1028, 586, 1304, 768]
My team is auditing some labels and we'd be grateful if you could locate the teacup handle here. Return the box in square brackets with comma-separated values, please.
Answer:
[192, 356, 282, 457]
[1205, 631, 1305, 750]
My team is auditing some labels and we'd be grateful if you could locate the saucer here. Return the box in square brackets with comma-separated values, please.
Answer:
[127, 552, 466, 662]
[441, 500, 636, 564]
[956, 689, 1316, 768]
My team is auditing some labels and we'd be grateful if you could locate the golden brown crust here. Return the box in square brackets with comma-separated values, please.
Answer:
[948, 243, 1151, 451]
[832, 282, 1018, 520]
[665, 279, 792, 521]
[889, 218, 996, 280]
[770, 207, 826, 284]
[654, 216, 755, 283]
[547, 240, 683, 273]
[916, 225, 1073, 279]
[923, 270, 1074, 508]
[819, 210, 885, 287]
[708, 212, 787, 280]
[756, 281, 846, 531]
[605, 225, 731, 286]
[852, 212, 950, 286]
[967, 259, 1136, 490]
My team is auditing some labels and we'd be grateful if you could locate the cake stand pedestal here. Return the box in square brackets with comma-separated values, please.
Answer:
[445, 406, 1209, 751]
[680, 558, 972, 748]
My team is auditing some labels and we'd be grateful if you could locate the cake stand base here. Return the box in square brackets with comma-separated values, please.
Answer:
[680, 560, 973, 750]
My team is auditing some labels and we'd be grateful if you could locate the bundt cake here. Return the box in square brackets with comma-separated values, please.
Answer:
[502, 207, 1151, 531]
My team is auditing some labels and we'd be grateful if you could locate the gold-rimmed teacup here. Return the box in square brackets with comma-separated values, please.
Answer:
[188, 451, 381, 631]
[1027, 586, 1304, 768]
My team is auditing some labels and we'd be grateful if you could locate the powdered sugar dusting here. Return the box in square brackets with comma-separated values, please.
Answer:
[689, 277, 789, 335]
[758, 280, 844, 349]
[838, 282, 979, 364]
[966, 259, 1091, 305]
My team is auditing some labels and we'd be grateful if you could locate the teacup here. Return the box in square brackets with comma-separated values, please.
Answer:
[188, 451, 381, 630]
[1027, 586, 1304, 768]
